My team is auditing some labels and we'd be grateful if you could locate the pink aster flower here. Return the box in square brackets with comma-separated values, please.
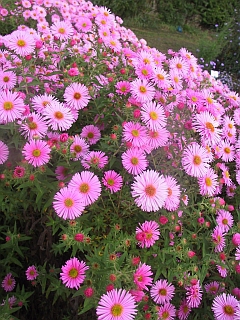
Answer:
[212, 293, 238, 320]
[130, 78, 155, 104]
[216, 210, 234, 233]
[131, 170, 168, 212]
[129, 289, 145, 302]
[64, 83, 90, 110]
[151, 67, 171, 90]
[141, 100, 166, 130]
[185, 280, 202, 308]
[96, 288, 137, 320]
[13, 166, 25, 178]
[133, 263, 153, 291]
[212, 226, 226, 253]
[50, 20, 74, 41]
[218, 140, 235, 162]
[146, 128, 169, 149]
[158, 302, 176, 320]
[31, 93, 58, 113]
[204, 281, 223, 296]
[0, 90, 24, 123]
[150, 279, 175, 304]
[164, 176, 180, 211]
[198, 168, 219, 197]
[182, 142, 211, 177]
[80, 124, 101, 145]
[0, 140, 9, 164]
[216, 264, 228, 278]
[81, 151, 108, 170]
[55, 166, 70, 180]
[177, 298, 192, 320]
[5, 30, 35, 56]
[20, 112, 48, 139]
[0, 70, 17, 90]
[1, 273, 16, 292]
[115, 80, 131, 96]
[122, 121, 147, 148]
[69, 171, 101, 206]
[60, 257, 88, 290]
[53, 187, 85, 220]
[136, 220, 160, 248]
[70, 135, 89, 160]
[75, 16, 92, 32]
[43, 101, 74, 131]
[22, 139, 51, 167]
[102, 170, 123, 193]
[122, 148, 148, 175]
[26, 265, 38, 280]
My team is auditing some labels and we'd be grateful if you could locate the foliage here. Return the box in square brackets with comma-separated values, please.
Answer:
[0, 0, 240, 320]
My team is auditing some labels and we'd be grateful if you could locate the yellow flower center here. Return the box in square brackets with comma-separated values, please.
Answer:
[206, 122, 215, 132]
[159, 288, 167, 296]
[64, 198, 74, 208]
[174, 76, 179, 83]
[107, 178, 114, 186]
[168, 188, 172, 196]
[87, 132, 94, 139]
[193, 155, 202, 165]
[131, 157, 139, 165]
[3, 76, 10, 82]
[3, 101, 13, 110]
[139, 86, 147, 93]
[162, 311, 170, 319]
[222, 218, 228, 225]
[205, 177, 212, 187]
[74, 145, 82, 153]
[58, 28, 66, 34]
[157, 74, 164, 80]
[145, 184, 156, 197]
[17, 39, 26, 47]
[131, 129, 139, 137]
[54, 111, 64, 119]
[224, 147, 231, 154]
[176, 63, 182, 69]
[74, 92, 81, 100]
[111, 303, 123, 317]
[223, 305, 234, 315]
[69, 268, 78, 278]
[149, 111, 158, 120]
[207, 97, 213, 104]
[32, 149, 41, 157]
[79, 182, 90, 193]
[29, 122, 37, 130]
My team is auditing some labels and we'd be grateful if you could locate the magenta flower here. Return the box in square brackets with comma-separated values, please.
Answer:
[177, 298, 192, 320]
[1, 273, 16, 292]
[122, 121, 147, 148]
[141, 100, 166, 130]
[212, 293, 238, 320]
[131, 170, 168, 212]
[133, 263, 153, 291]
[69, 171, 101, 206]
[130, 78, 155, 104]
[5, 29, 35, 56]
[0, 140, 9, 164]
[216, 210, 234, 233]
[53, 187, 85, 220]
[158, 302, 176, 320]
[96, 288, 137, 319]
[0, 90, 24, 123]
[64, 82, 90, 110]
[22, 139, 51, 167]
[185, 280, 202, 308]
[136, 220, 160, 248]
[70, 135, 89, 160]
[150, 279, 175, 304]
[122, 147, 148, 175]
[26, 265, 38, 280]
[211, 226, 226, 253]
[20, 112, 48, 139]
[50, 20, 74, 41]
[164, 176, 180, 211]
[102, 170, 123, 193]
[198, 168, 219, 197]
[80, 124, 101, 145]
[60, 257, 88, 290]
[81, 151, 108, 170]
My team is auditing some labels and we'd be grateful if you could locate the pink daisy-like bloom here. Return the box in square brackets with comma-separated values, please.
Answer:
[133, 263, 153, 291]
[198, 168, 219, 197]
[132, 170, 168, 212]
[212, 226, 226, 253]
[31, 93, 58, 113]
[177, 298, 192, 320]
[129, 289, 145, 302]
[80, 124, 101, 145]
[136, 220, 160, 248]
[81, 151, 108, 170]
[151, 67, 171, 90]
[122, 148, 148, 175]
[135, 62, 153, 80]
[216, 210, 234, 233]
[26, 265, 38, 280]
[218, 140, 235, 162]
[22, 139, 51, 167]
[0, 70, 17, 90]
[235, 246, 240, 261]
[69, 171, 101, 206]
[146, 128, 169, 149]
[130, 78, 155, 104]
[70, 136, 89, 160]
[1, 273, 16, 292]
[53, 187, 85, 220]
[50, 20, 74, 41]
[122, 121, 147, 148]
[55, 166, 70, 181]
[102, 170, 123, 193]
[141, 101, 166, 131]
[169, 56, 189, 76]
[0, 140, 9, 164]
[216, 264, 228, 278]
[60, 257, 88, 290]
[96, 288, 137, 320]
[192, 111, 221, 146]
[204, 281, 223, 296]
[20, 112, 48, 139]
[75, 16, 92, 32]
[158, 302, 176, 320]
[64, 83, 90, 110]
[13, 166, 25, 178]
[164, 176, 180, 211]
[181, 142, 211, 177]
[150, 279, 175, 304]
[0, 90, 24, 123]
[185, 280, 202, 308]
[5, 30, 35, 56]
[43, 101, 74, 131]
[115, 80, 131, 96]
[212, 293, 239, 320]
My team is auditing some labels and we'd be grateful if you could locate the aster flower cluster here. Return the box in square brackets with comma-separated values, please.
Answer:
[0, 0, 240, 319]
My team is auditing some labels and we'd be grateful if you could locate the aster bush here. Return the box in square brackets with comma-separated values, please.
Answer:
[0, 0, 240, 319]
